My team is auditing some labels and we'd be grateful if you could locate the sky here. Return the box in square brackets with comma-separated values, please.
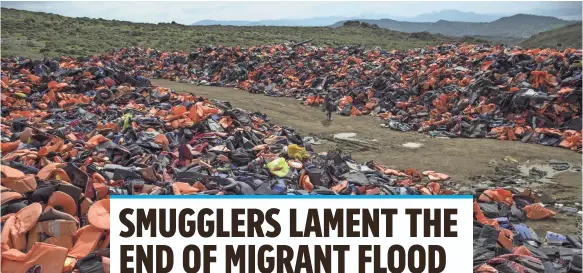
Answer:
[1, 1, 581, 24]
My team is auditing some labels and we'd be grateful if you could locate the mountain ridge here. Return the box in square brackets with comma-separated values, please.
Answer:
[407, 9, 500, 22]
[192, 8, 581, 26]
[330, 14, 575, 38]
[192, 10, 500, 26]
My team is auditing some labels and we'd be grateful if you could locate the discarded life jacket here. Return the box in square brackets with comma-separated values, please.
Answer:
[75, 253, 111, 273]
[1, 186, 29, 215]
[487, 254, 546, 273]
[1, 242, 69, 273]
[27, 208, 79, 251]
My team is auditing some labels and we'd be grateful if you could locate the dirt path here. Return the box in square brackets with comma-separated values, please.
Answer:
[155, 79, 582, 234]
[155, 80, 580, 175]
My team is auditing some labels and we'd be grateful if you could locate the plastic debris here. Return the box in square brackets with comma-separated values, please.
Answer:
[110, 45, 582, 153]
[0, 46, 581, 273]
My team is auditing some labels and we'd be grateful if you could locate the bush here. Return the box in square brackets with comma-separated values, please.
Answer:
[343, 21, 361, 27]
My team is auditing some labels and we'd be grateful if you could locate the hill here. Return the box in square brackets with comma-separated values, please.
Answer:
[0, 8, 486, 59]
[520, 23, 582, 49]
[331, 14, 574, 39]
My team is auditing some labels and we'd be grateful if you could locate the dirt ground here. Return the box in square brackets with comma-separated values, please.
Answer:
[154, 79, 582, 234]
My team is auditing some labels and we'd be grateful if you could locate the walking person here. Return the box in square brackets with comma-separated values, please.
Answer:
[324, 90, 336, 121]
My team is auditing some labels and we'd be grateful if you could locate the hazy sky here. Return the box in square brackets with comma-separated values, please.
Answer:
[1, 1, 580, 24]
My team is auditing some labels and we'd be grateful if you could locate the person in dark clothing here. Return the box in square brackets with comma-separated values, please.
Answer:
[324, 91, 336, 121]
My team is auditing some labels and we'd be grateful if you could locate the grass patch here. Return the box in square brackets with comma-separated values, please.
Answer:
[520, 22, 582, 50]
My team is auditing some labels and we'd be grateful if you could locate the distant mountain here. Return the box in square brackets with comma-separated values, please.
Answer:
[486, 14, 574, 38]
[192, 10, 505, 26]
[407, 9, 501, 22]
[193, 16, 354, 26]
[192, 9, 579, 27]
[194, 20, 254, 26]
[192, 8, 580, 27]
[192, 10, 502, 26]
[331, 14, 575, 38]
[521, 22, 582, 49]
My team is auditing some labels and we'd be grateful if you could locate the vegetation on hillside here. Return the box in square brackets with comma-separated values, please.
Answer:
[520, 22, 582, 50]
[1, 8, 486, 59]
